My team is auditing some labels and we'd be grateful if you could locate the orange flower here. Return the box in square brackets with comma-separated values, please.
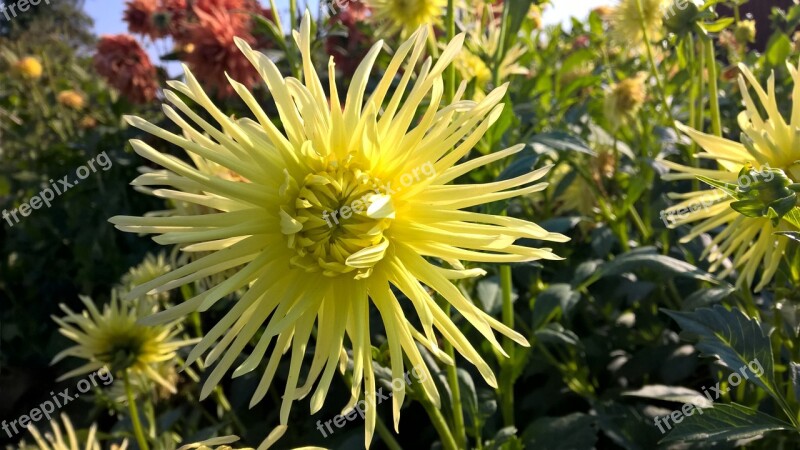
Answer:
[124, 0, 162, 38]
[57, 90, 85, 110]
[180, 6, 260, 97]
[93, 35, 159, 104]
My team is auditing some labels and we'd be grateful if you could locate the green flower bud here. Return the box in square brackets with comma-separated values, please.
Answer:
[664, 0, 704, 35]
[730, 164, 800, 225]
[734, 20, 756, 44]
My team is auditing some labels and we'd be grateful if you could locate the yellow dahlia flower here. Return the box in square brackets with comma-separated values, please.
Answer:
[604, 73, 647, 130]
[611, 0, 668, 45]
[14, 56, 43, 79]
[120, 252, 172, 303]
[110, 12, 566, 447]
[367, 0, 445, 38]
[462, 4, 529, 83]
[52, 293, 196, 393]
[20, 414, 127, 450]
[662, 62, 800, 291]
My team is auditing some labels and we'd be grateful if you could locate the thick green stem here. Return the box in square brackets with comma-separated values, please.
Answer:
[375, 417, 404, 450]
[289, 0, 297, 30]
[421, 397, 459, 450]
[123, 371, 150, 450]
[704, 38, 722, 137]
[635, 0, 675, 127]
[499, 264, 515, 427]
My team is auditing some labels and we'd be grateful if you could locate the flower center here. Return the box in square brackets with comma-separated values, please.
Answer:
[98, 327, 148, 372]
[279, 162, 395, 279]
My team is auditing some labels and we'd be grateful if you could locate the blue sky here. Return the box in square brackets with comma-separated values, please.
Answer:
[83, 0, 610, 67]
[83, 0, 611, 36]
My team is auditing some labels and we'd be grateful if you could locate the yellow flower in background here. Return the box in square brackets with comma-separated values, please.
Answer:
[734, 19, 757, 44]
[662, 62, 800, 291]
[19, 414, 127, 450]
[611, 0, 668, 45]
[79, 116, 98, 129]
[110, 11, 566, 448]
[592, 5, 614, 20]
[51, 293, 196, 393]
[120, 252, 172, 303]
[604, 73, 647, 129]
[14, 56, 43, 79]
[461, 3, 529, 86]
[367, 0, 445, 37]
[454, 50, 491, 86]
[57, 90, 85, 110]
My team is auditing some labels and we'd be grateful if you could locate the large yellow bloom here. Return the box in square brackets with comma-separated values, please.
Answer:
[110, 12, 566, 447]
[52, 294, 195, 393]
[367, 0, 445, 38]
[20, 414, 127, 450]
[611, 0, 669, 45]
[662, 62, 800, 291]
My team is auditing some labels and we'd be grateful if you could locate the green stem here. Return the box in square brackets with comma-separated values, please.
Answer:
[687, 34, 700, 192]
[492, 1, 510, 86]
[421, 397, 458, 450]
[499, 264, 515, 427]
[123, 371, 150, 450]
[268, 0, 284, 36]
[289, 0, 297, 31]
[214, 386, 246, 435]
[704, 38, 722, 137]
[442, 304, 467, 448]
[375, 417, 404, 450]
[635, 0, 675, 128]
[445, 0, 456, 103]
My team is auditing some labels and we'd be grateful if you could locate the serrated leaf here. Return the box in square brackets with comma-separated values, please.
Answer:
[662, 306, 778, 399]
[661, 403, 794, 443]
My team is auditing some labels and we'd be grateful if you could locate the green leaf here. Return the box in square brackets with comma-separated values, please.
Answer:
[522, 413, 597, 450]
[661, 403, 794, 443]
[529, 131, 595, 156]
[531, 283, 579, 330]
[588, 247, 718, 285]
[791, 362, 800, 403]
[765, 33, 793, 68]
[698, 17, 735, 33]
[662, 306, 778, 399]
[696, 175, 738, 197]
[623, 385, 713, 408]
[504, 0, 534, 45]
